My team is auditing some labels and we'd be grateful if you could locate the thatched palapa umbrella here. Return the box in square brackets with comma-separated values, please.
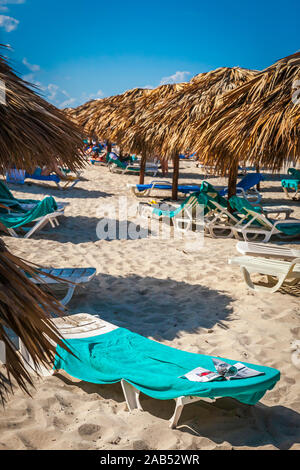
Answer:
[110, 67, 257, 198]
[0, 51, 84, 173]
[189, 52, 300, 198]
[0, 50, 84, 401]
[65, 83, 188, 185]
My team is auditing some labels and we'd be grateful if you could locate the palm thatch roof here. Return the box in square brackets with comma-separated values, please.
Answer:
[65, 83, 188, 147]
[115, 67, 257, 158]
[0, 239, 68, 403]
[191, 52, 300, 172]
[0, 49, 85, 173]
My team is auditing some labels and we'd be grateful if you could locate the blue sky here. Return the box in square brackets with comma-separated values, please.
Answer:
[0, 0, 299, 108]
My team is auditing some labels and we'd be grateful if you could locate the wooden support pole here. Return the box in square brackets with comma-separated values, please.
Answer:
[227, 160, 239, 212]
[139, 152, 146, 184]
[256, 165, 261, 191]
[172, 153, 179, 201]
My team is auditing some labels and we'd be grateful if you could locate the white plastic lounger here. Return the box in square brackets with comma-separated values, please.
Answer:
[229, 255, 300, 293]
[236, 241, 300, 260]
[5, 209, 65, 239]
[32, 267, 97, 305]
[231, 207, 300, 243]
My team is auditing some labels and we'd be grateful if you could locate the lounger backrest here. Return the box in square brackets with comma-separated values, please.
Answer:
[230, 196, 274, 230]
[236, 173, 264, 190]
[288, 168, 300, 179]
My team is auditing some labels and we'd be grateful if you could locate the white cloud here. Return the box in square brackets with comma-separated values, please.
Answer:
[59, 97, 76, 108]
[0, 14, 19, 31]
[159, 71, 191, 85]
[0, 0, 25, 9]
[22, 57, 40, 72]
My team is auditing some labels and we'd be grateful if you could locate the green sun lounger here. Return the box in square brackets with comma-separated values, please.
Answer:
[281, 168, 300, 199]
[229, 195, 300, 242]
[16, 314, 280, 429]
[0, 180, 67, 213]
[0, 196, 64, 238]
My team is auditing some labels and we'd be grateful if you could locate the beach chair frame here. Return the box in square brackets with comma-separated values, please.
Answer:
[229, 255, 300, 293]
[4, 209, 64, 239]
[231, 207, 300, 243]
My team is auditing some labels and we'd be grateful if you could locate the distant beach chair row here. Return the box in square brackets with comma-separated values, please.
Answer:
[129, 172, 264, 204]
[6, 169, 81, 190]
[137, 181, 298, 243]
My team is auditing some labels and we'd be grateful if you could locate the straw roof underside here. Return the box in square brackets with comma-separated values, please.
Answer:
[0, 51, 85, 173]
[191, 52, 300, 172]
[0, 240, 69, 403]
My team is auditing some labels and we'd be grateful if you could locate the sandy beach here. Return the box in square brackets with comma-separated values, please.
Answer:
[0, 161, 299, 450]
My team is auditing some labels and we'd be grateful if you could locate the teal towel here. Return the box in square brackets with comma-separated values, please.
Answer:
[0, 196, 58, 229]
[0, 180, 40, 209]
[54, 328, 280, 405]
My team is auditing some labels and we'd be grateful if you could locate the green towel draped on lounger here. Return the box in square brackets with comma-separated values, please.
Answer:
[0, 196, 58, 229]
[54, 327, 280, 404]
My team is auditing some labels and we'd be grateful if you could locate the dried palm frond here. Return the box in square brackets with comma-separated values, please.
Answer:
[120, 67, 257, 158]
[0, 47, 85, 173]
[191, 53, 300, 172]
[0, 239, 69, 404]
[66, 67, 257, 163]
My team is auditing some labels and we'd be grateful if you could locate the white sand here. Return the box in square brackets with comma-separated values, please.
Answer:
[0, 162, 299, 450]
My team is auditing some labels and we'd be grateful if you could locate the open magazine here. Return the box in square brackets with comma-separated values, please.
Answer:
[181, 358, 264, 383]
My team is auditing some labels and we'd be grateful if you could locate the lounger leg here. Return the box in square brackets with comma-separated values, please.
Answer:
[59, 285, 76, 306]
[241, 267, 286, 293]
[121, 379, 143, 411]
[169, 397, 185, 429]
[24, 217, 50, 238]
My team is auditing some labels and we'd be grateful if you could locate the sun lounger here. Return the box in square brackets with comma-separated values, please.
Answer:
[229, 255, 300, 293]
[138, 191, 237, 238]
[200, 181, 291, 219]
[281, 168, 300, 200]
[15, 313, 280, 429]
[24, 172, 80, 190]
[138, 192, 205, 232]
[220, 173, 265, 203]
[235, 241, 300, 260]
[0, 196, 64, 238]
[128, 181, 201, 197]
[0, 180, 67, 213]
[109, 159, 158, 176]
[229, 196, 300, 242]
[31, 268, 96, 305]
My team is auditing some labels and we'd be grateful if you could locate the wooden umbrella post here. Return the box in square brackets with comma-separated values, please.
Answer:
[172, 153, 179, 201]
[227, 160, 239, 211]
[256, 165, 261, 191]
[139, 152, 146, 184]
